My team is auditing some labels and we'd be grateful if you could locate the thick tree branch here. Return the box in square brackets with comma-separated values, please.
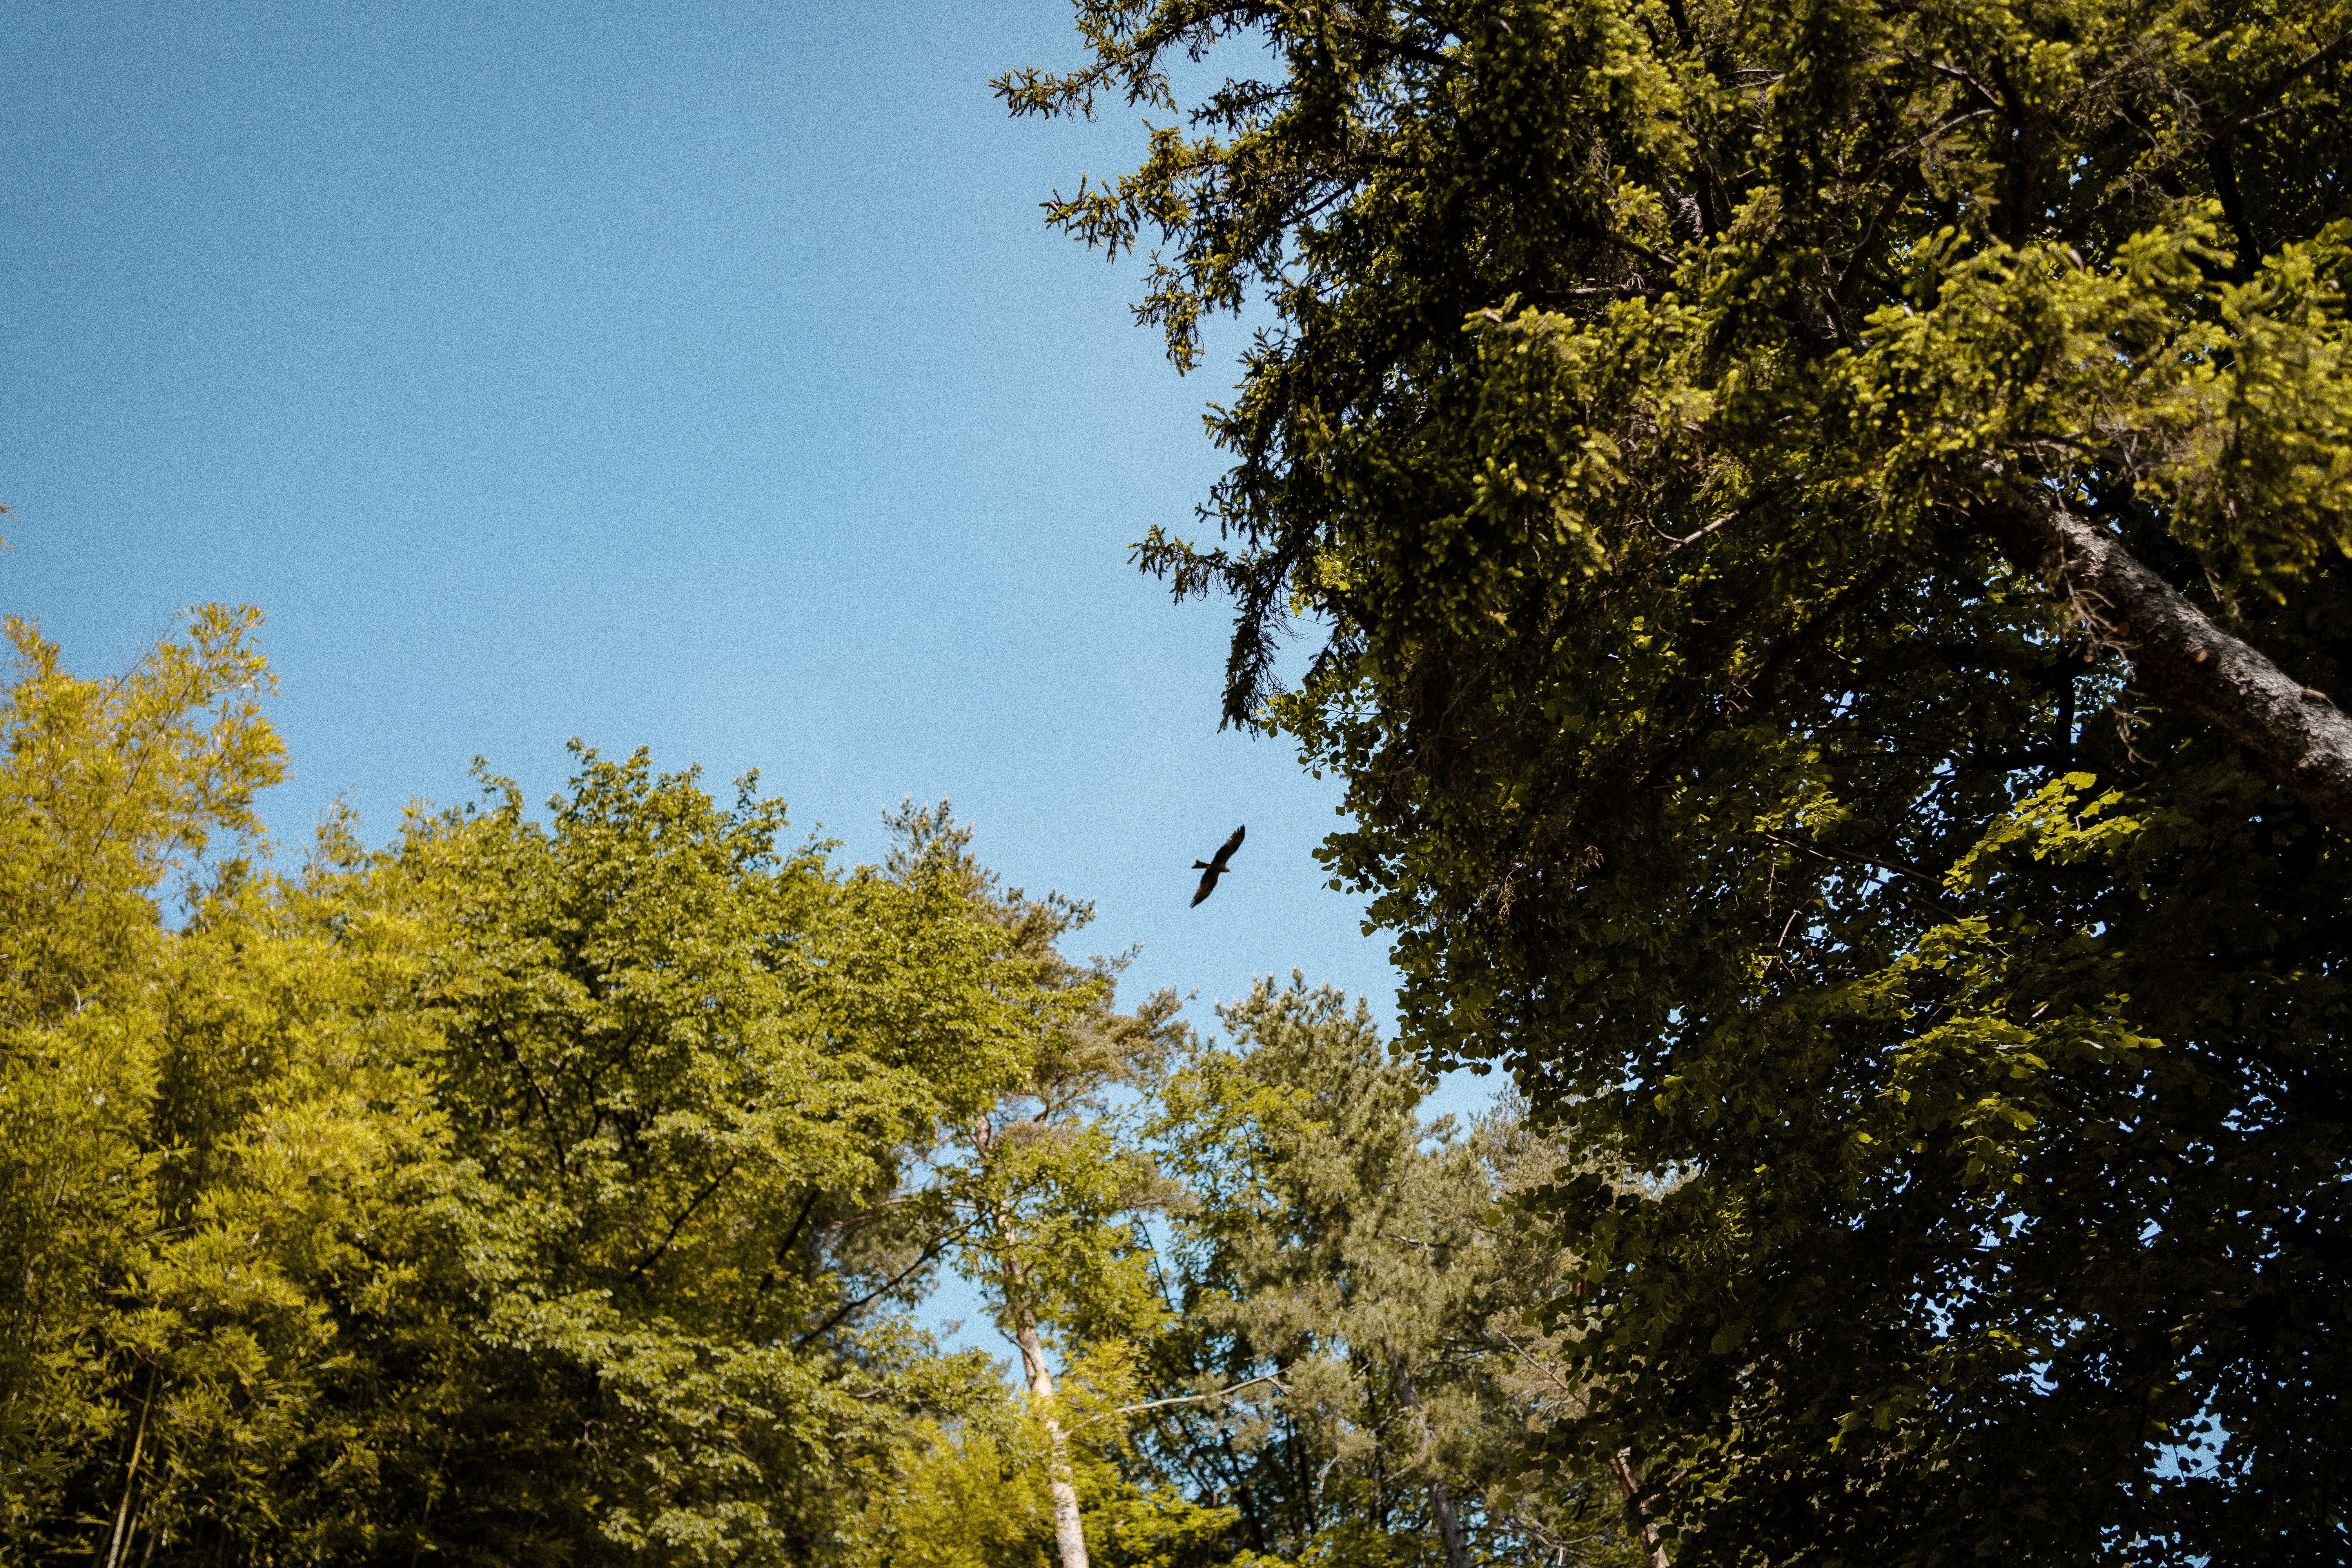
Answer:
[1976, 496, 2352, 831]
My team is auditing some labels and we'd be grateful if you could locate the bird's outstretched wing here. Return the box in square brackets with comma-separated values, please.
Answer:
[1210, 826, 1245, 871]
[1191, 826, 1246, 906]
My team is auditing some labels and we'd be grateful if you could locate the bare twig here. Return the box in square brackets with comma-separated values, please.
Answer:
[1083, 1370, 1292, 1429]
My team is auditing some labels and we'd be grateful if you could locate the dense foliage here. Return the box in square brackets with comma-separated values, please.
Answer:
[1002, 0, 2350, 1562]
[0, 618, 1057, 1564]
[0, 619, 1622, 1568]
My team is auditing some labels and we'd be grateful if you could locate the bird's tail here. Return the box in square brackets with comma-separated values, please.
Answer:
[1192, 860, 1212, 869]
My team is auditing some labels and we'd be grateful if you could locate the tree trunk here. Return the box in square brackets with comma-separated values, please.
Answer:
[1978, 495, 2352, 831]
[1605, 1449, 1670, 1568]
[1012, 1310, 1090, 1568]
[101, 1370, 156, 1568]
[1426, 1475, 1472, 1568]
[1391, 1356, 1472, 1568]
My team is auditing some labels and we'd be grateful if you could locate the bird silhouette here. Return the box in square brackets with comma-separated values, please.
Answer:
[1191, 826, 1245, 906]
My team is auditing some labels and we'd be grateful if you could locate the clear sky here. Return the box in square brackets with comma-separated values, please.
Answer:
[2, 0, 1486, 1356]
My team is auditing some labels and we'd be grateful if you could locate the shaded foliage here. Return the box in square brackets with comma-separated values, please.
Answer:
[1004, 0, 2352, 1561]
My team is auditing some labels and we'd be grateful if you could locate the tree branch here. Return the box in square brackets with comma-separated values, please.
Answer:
[1328, 19, 1452, 70]
[1085, 1370, 1290, 1428]
[2085, 27, 2352, 221]
[1605, 1448, 1671, 1568]
[790, 1219, 975, 1348]
[625, 1164, 736, 1280]
[1975, 495, 2352, 831]
[2212, 26, 2352, 142]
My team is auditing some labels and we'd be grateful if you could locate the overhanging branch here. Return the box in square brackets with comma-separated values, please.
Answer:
[1975, 494, 2352, 831]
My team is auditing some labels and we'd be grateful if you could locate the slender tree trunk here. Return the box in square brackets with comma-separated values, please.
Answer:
[1005, 1267, 1089, 1568]
[1604, 1448, 1670, 1568]
[975, 1136, 1090, 1568]
[1978, 495, 2352, 831]
[99, 1370, 156, 1568]
[1391, 1357, 1472, 1568]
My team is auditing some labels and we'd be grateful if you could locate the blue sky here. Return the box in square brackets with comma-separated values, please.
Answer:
[1, 0, 1487, 1358]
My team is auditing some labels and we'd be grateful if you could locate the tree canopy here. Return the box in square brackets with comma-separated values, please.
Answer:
[0, 617, 1620, 1568]
[12, 1, 2352, 1559]
[1002, 0, 2351, 1561]
[0, 618, 1072, 1564]
[1140, 974, 1654, 1568]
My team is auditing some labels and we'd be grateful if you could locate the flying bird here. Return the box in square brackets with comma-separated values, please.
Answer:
[1191, 826, 1245, 907]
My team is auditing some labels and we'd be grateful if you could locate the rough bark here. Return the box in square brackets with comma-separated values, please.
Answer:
[1978, 495, 2352, 831]
[1426, 1475, 1472, 1568]
[1013, 1309, 1091, 1568]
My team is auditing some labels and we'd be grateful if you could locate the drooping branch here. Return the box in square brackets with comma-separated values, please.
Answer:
[1976, 495, 2352, 831]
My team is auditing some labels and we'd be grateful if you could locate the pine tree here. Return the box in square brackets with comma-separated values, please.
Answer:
[1143, 975, 1653, 1568]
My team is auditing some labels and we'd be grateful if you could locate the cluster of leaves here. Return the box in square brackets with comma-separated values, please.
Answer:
[0, 614, 1070, 1566]
[1002, 0, 2351, 1561]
